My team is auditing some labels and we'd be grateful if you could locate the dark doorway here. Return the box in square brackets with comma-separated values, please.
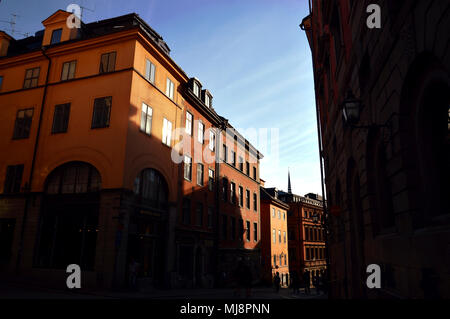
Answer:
[34, 162, 101, 270]
[0, 219, 16, 270]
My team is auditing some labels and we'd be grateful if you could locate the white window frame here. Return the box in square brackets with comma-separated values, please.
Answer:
[162, 118, 172, 146]
[185, 111, 193, 135]
[166, 78, 174, 99]
[140, 102, 153, 135]
[198, 121, 204, 144]
[209, 131, 215, 151]
[145, 59, 156, 83]
[193, 81, 199, 96]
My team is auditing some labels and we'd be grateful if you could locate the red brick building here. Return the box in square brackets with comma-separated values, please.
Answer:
[302, 0, 450, 298]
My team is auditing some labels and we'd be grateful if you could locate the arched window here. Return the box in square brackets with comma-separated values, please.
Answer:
[134, 168, 168, 210]
[46, 161, 101, 194]
[37, 162, 101, 270]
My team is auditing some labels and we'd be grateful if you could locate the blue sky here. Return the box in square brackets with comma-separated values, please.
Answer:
[1, 0, 321, 196]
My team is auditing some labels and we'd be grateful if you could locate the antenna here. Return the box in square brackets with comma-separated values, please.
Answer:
[0, 13, 28, 37]
[78, 0, 95, 22]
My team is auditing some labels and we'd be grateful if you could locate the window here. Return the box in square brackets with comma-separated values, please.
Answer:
[209, 131, 215, 151]
[50, 28, 62, 44]
[283, 212, 285, 220]
[222, 144, 228, 162]
[182, 198, 191, 224]
[46, 162, 101, 195]
[278, 210, 281, 219]
[166, 78, 174, 99]
[185, 112, 193, 135]
[134, 168, 168, 209]
[197, 163, 204, 186]
[253, 193, 257, 211]
[198, 122, 204, 144]
[193, 81, 200, 97]
[288, 228, 295, 240]
[52, 103, 70, 134]
[184, 156, 192, 181]
[272, 229, 276, 243]
[246, 221, 250, 241]
[222, 215, 227, 239]
[207, 207, 213, 228]
[13, 108, 34, 139]
[278, 230, 281, 243]
[238, 186, 243, 207]
[273, 255, 277, 266]
[246, 189, 250, 209]
[91, 96, 112, 129]
[99, 52, 116, 73]
[196, 203, 203, 226]
[231, 217, 236, 240]
[3, 165, 24, 193]
[283, 231, 286, 243]
[0, 76, 3, 91]
[231, 150, 236, 166]
[253, 166, 257, 179]
[253, 222, 258, 241]
[23, 67, 40, 88]
[145, 59, 155, 83]
[272, 208, 275, 218]
[230, 182, 236, 204]
[246, 162, 250, 175]
[162, 118, 172, 146]
[205, 94, 210, 107]
[208, 169, 214, 191]
[239, 156, 244, 171]
[61, 61, 76, 81]
[140, 103, 152, 135]
[38, 163, 101, 270]
[222, 178, 228, 201]
[239, 219, 244, 241]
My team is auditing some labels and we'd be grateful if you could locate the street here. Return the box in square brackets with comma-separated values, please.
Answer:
[0, 281, 327, 299]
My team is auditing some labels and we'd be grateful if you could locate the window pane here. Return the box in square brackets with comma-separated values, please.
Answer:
[68, 61, 76, 79]
[32, 67, 40, 78]
[107, 52, 116, 72]
[61, 63, 69, 80]
[51, 29, 62, 44]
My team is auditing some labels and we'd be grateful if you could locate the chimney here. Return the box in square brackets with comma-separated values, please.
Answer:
[0, 31, 13, 57]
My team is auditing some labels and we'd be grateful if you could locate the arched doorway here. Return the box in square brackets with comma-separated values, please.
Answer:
[35, 161, 101, 269]
[128, 168, 168, 288]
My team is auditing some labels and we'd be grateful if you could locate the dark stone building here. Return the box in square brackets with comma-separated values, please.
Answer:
[302, 0, 449, 298]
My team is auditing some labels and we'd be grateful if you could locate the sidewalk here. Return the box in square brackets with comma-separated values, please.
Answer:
[0, 281, 327, 299]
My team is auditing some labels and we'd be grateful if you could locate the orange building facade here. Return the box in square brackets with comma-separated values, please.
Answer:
[0, 10, 262, 289]
[277, 191, 326, 281]
[260, 187, 289, 286]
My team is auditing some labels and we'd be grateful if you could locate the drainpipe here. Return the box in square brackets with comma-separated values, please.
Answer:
[212, 120, 227, 288]
[16, 47, 51, 273]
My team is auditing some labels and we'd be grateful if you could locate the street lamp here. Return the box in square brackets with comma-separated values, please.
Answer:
[342, 90, 361, 125]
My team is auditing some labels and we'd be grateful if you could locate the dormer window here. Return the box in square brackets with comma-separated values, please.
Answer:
[50, 28, 62, 44]
[202, 90, 213, 108]
[193, 81, 200, 97]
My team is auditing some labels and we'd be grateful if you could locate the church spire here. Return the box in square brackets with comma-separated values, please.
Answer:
[288, 168, 292, 194]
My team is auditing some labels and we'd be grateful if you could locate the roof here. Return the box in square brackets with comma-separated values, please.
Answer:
[260, 187, 290, 210]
